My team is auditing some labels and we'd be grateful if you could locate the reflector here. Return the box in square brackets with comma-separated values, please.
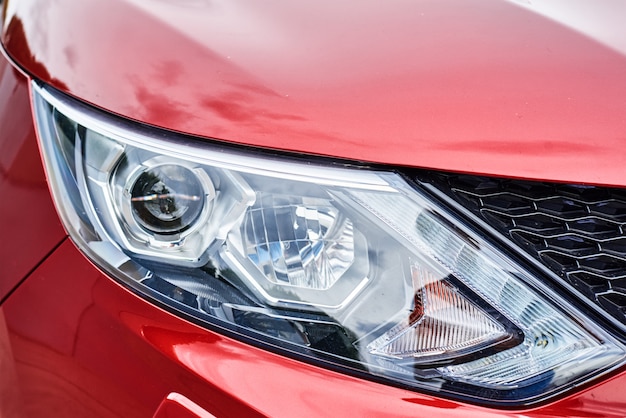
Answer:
[224, 192, 370, 310]
[242, 194, 355, 290]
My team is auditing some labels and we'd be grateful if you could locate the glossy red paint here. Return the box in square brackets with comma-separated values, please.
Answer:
[2, 1, 626, 417]
[153, 393, 217, 418]
[0, 49, 65, 302]
[2, 240, 626, 418]
[3, 0, 626, 187]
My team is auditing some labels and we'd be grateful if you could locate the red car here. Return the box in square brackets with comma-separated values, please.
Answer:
[1, 0, 625, 416]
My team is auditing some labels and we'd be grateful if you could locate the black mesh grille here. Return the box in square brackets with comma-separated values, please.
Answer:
[424, 172, 626, 327]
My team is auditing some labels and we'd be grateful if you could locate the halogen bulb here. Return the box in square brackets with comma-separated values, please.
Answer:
[241, 194, 355, 290]
[131, 164, 204, 235]
[223, 192, 371, 310]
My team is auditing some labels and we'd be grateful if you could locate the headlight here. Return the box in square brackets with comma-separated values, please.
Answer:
[32, 81, 625, 406]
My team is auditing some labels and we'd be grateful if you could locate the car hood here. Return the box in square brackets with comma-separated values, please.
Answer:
[3, 0, 626, 186]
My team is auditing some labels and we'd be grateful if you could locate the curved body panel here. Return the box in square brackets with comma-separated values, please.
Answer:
[3, 0, 626, 185]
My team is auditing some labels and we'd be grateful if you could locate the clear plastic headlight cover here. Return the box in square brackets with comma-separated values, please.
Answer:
[32, 82, 625, 406]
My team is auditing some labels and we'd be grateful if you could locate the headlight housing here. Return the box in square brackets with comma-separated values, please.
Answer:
[32, 81, 625, 406]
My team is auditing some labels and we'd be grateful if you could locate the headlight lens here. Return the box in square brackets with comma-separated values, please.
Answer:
[32, 82, 625, 406]
[128, 163, 207, 235]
